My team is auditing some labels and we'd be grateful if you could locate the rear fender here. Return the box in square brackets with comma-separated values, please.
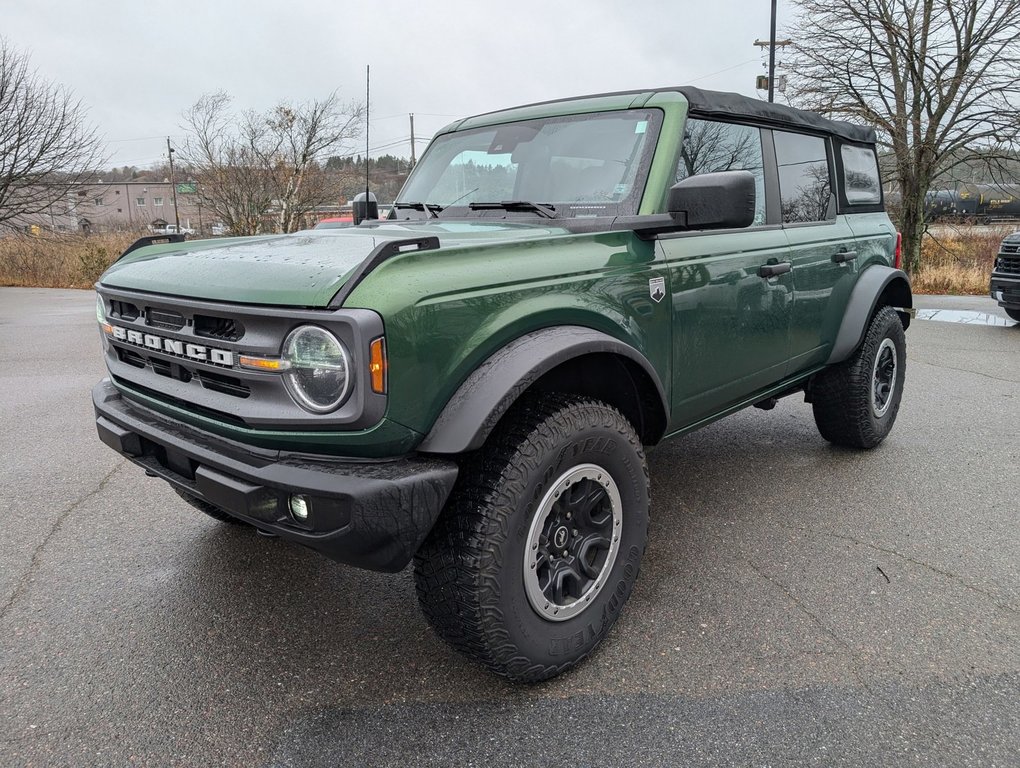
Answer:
[827, 266, 912, 365]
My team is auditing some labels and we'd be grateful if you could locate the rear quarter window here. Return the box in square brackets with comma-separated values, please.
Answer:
[840, 144, 882, 205]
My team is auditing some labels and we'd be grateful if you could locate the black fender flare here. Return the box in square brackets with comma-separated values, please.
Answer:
[827, 266, 912, 365]
[417, 326, 668, 454]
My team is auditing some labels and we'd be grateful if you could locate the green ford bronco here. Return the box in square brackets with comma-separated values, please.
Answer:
[93, 87, 912, 681]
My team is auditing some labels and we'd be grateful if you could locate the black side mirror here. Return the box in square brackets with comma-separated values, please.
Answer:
[352, 191, 379, 225]
[667, 170, 756, 230]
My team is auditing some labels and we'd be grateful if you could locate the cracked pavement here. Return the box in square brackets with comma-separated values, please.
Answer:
[0, 288, 1017, 767]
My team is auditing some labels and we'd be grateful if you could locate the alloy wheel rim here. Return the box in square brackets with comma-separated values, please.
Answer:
[523, 463, 622, 622]
[871, 338, 898, 417]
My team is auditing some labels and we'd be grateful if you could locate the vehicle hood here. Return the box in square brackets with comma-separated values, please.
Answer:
[99, 221, 571, 307]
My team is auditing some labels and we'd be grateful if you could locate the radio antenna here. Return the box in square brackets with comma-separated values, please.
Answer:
[365, 64, 370, 201]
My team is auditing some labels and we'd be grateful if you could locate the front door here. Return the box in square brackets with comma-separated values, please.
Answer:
[659, 118, 793, 427]
[660, 229, 793, 426]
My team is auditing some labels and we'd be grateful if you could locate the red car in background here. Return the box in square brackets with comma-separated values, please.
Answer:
[314, 216, 354, 229]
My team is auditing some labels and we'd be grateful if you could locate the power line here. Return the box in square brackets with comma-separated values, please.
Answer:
[686, 57, 760, 84]
[105, 134, 187, 143]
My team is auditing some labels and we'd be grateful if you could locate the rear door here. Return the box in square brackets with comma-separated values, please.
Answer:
[772, 129, 859, 373]
[839, 142, 898, 280]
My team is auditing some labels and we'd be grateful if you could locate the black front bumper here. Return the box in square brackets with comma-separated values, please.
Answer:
[990, 273, 1020, 309]
[93, 379, 458, 572]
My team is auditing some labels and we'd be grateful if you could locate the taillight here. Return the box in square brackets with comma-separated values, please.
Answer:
[894, 232, 902, 270]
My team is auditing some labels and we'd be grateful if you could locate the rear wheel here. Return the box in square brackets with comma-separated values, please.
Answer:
[173, 487, 245, 524]
[811, 305, 906, 448]
[413, 393, 649, 682]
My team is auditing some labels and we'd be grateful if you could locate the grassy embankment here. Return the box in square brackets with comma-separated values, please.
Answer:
[0, 233, 137, 289]
[914, 224, 1010, 295]
[0, 226, 1011, 294]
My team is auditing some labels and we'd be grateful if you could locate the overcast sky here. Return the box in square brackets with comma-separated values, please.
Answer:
[4, 0, 796, 170]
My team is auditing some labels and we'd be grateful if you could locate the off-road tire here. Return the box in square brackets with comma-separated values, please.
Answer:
[811, 305, 906, 448]
[1004, 307, 1020, 322]
[173, 487, 246, 524]
[413, 393, 649, 683]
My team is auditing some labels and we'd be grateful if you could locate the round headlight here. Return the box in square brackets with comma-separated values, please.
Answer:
[282, 326, 351, 413]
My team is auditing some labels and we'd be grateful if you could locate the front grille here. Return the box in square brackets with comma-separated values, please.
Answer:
[117, 347, 146, 368]
[98, 284, 384, 431]
[113, 375, 250, 427]
[1000, 242, 1019, 254]
[194, 314, 244, 341]
[196, 370, 251, 398]
[146, 307, 186, 330]
[110, 300, 139, 320]
[995, 255, 1020, 275]
[114, 346, 248, 398]
[149, 358, 193, 383]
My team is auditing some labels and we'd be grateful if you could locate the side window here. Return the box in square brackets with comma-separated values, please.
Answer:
[675, 119, 766, 225]
[840, 144, 882, 205]
[773, 131, 833, 223]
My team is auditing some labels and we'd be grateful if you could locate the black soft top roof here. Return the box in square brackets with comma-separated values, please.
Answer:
[451, 86, 879, 145]
[679, 87, 876, 144]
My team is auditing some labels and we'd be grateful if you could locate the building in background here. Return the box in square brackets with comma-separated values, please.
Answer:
[16, 181, 211, 234]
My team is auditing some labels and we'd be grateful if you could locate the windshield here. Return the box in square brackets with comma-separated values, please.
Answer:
[395, 108, 662, 219]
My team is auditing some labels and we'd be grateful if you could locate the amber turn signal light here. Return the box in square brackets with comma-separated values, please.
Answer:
[369, 337, 387, 394]
[238, 355, 291, 372]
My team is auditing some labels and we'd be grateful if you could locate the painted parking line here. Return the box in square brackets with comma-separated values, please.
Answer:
[915, 308, 1017, 327]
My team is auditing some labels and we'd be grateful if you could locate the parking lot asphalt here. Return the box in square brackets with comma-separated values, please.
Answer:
[1, 287, 1017, 767]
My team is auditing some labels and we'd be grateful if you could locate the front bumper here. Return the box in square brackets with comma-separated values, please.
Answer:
[93, 379, 458, 572]
[990, 273, 1020, 309]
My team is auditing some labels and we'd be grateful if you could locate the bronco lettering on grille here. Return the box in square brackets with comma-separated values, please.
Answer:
[110, 325, 234, 367]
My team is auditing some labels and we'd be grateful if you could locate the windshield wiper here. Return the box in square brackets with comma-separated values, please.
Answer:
[393, 201, 442, 218]
[468, 200, 558, 219]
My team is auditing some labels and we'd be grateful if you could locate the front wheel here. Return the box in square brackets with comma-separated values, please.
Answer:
[1004, 307, 1020, 322]
[811, 305, 907, 448]
[413, 393, 649, 682]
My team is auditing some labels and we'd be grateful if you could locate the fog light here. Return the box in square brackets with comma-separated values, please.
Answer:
[289, 494, 310, 521]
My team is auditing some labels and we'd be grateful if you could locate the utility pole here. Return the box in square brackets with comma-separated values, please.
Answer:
[167, 136, 180, 230]
[754, 1, 791, 101]
[409, 113, 416, 167]
[768, 0, 777, 102]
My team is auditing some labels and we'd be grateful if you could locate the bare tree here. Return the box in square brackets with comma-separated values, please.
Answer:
[268, 95, 364, 232]
[0, 38, 104, 232]
[180, 92, 362, 235]
[786, 0, 1020, 273]
[181, 93, 276, 236]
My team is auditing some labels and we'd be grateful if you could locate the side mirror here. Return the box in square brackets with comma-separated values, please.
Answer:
[352, 191, 379, 225]
[667, 170, 756, 230]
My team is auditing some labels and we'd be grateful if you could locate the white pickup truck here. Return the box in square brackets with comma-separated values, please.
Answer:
[149, 223, 196, 236]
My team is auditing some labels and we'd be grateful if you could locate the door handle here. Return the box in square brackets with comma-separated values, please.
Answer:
[832, 250, 858, 264]
[758, 261, 792, 278]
